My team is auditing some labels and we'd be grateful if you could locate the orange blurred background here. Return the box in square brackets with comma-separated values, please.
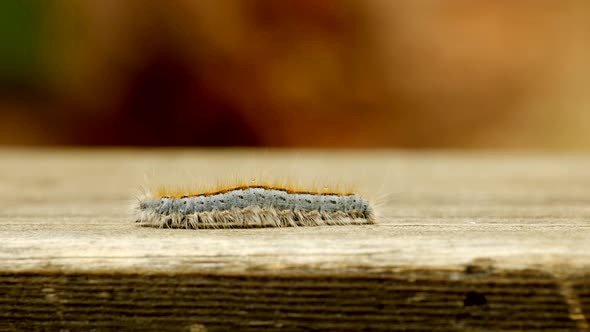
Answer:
[1, 0, 590, 148]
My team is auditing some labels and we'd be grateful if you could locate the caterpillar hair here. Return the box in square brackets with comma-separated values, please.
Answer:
[135, 181, 375, 229]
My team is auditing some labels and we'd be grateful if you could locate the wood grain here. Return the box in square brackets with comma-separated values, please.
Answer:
[0, 149, 589, 331]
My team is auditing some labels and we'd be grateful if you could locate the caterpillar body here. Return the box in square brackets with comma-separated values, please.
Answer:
[136, 185, 375, 229]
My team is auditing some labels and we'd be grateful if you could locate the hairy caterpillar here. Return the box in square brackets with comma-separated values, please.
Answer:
[135, 182, 375, 229]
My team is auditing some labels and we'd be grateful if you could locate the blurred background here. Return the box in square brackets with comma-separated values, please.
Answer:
[1, 0, 590, 148]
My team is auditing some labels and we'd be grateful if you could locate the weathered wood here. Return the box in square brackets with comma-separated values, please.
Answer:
[0, 149, 589, 331]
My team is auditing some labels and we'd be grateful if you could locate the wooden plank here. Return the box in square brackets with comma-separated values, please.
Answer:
[0, 149, 589, 331]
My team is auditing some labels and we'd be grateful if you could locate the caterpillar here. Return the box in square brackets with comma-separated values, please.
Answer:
[135, 183, 375, 229]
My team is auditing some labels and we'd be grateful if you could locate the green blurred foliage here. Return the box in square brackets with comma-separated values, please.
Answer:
[0, 0, 45, 91]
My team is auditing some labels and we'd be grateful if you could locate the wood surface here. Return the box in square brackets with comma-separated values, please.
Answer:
[0, 148, 589, 331]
